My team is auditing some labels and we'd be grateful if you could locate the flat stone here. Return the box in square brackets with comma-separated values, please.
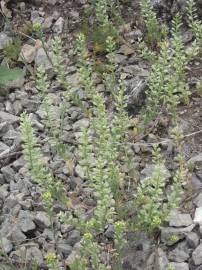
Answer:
[66, 230, 81, 246]
[26, 246, 43, 265]
[169, 262, 189, 270]
[169, 210, 193, 227]
[57, 242, 72, 256]
[1, 237, 13, 253]
[20, 44, 36, 63]
[0, 32, 12, 49]
[168, 248, 189, 262]
[156, 248, 169, 270]
[194, 207, 202, 225]
[190, 154, 202, 163]
[186, 232, 199, 248]
[161, 224, 195, 245]
[0, 111, 19, 123]
[73, 118, 89, 131]
[9, 226, 26, 245]
[34, 211, 51, 229]
[35, 47, 52, 69]
[18, 210, 36, 233]
[194, 193, 202, 207]
[53, 17, 64, 34]
[192, 243, 202, 265]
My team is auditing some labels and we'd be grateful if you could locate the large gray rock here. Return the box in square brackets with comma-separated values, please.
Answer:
[194, 207, 202, 225]
[1, 237, 13, 253]
[34, 211, 51, 229]
[26, 246, 43, 265]
[0, 32, 12, 49]
[18, 210, 36, 233]
[161, 224, 195, 245]
[192, 243, 202, 265]
[169, 210, 193, 227]
[186, 231, 199, 248]
[168, 248, 189, 262]
[169, 262, 189, 270]
[8, 226, 26, 245]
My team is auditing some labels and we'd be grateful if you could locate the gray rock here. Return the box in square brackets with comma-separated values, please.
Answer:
[1, 165, 15, 183]
[20, 44, 36, 63]
[1, 237, 13, 253]
[156, 248, 169, 270]
[18, 210, 36, 233]
[123, 232, 152, 270]
[169, 262, 189, 270]
[26, 246, 43, 265]
[73, 118, 89, 131]
[194, 207, 202, 225]
[0, 184, 9, 200]
[53, 17, 64, 34]
[35, 47, 52, 69]
[169, 210, 193, 227]
[189, 154, 202, 163]
[186, 232, 199, 248]
[42, 228, 54, 240]
[140, 163, 170, 181]
[0, 122, 9, 137]
[9, 226, 26, 245]
[192, 243, 202, 265]
[105, 224, 115, 239]
[161, 224, 195, 245]
[0, 32, 12, 49]
[0, 111, 19, 123]
[57, 242, 72, 256]
[66, 230, 81, 246]
[75, 164, 85, 179]
[168, 248, 189, 262]
[34, 211, 51, 229]
[194, 193, 202, 207]
[0, 142, 9, 153]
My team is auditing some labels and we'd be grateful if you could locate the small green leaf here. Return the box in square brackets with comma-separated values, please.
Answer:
[0, 66, 24, 85]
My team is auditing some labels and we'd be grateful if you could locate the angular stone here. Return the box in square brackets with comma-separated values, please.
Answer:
[192, 243, 202, 265]
[0, 111, 19, 123]
[194, 193, 202, 207]
[20, 44, 36, 63]
[161, 224, 195, 245]
[1, 237, 13, 253]
[168, 248, 189, 262]
[186, 232, 199, 248]
[169, 262, 189, 270]
[0, 32, 12, 49]
[53, 17, 64, 34]
[169, 210, 193, 227]
[194, 207, 202, 225]
[9, 227, 26, 245]
[66, 230, 81, 246]
[156, 248, 169, 270]
[34, 211, 51, 229]
[26, 246, 43, 265]
[57, 242, 72, 256]
[18, 210, 36, 233]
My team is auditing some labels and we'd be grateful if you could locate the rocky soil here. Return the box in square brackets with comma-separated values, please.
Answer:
[0, 0, 202, 269]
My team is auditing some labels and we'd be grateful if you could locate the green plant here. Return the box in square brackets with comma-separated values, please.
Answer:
[20, 112, 68, 206]
[142, 13, 197, 123]
[35, 65, 69, 159]
[45, 252, 60, 270]
[0, 66, 24, 86]
[187, 0, 202, 44]
[134, 142, 185, 232]
[3, 37, 22, 64]
[140, 0, 168, 46]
